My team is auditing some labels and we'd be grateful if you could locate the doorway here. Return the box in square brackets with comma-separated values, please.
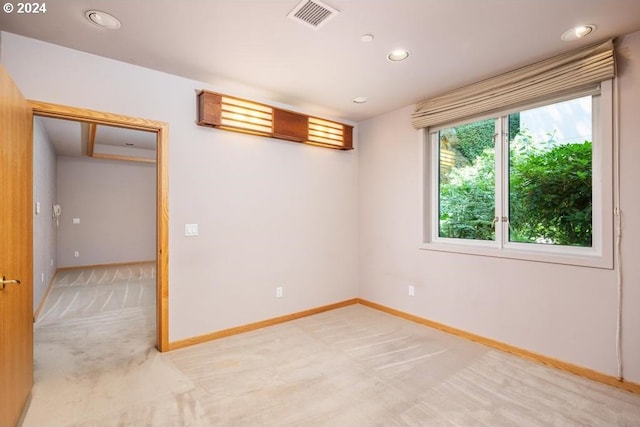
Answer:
[29, 100, 169, 351]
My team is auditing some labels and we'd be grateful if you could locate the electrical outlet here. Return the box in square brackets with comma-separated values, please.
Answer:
[74, 251, 80, 258]
[408, 285, 415, 296]
[276, 286, 283, 298]
[41, 272, 44, 283]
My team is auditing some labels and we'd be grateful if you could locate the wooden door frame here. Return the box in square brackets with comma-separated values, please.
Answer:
[28, 100, 170, 352]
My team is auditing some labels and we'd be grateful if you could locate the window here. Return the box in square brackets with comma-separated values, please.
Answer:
[421, 83, 613, 268]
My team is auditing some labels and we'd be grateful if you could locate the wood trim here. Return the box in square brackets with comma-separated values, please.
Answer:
[91, 152, 156, 164]
[28, 101, 167, 131]
[357, 299, 640, 395]
[156, 122, 170, 352]
[168, 298, 359, 351]
[87, 123, 96, 156]
[197, 91, 222, 127]
[28, 100, 170, 353]
[32, 273, 57, 322]
[55, 260, 156, 272]
[88, 123, 157, 164]
[272, 109, 306, 142]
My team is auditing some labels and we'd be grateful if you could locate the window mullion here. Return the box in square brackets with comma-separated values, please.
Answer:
[494, 118, 505, 248]
[503, 116, 513, 248]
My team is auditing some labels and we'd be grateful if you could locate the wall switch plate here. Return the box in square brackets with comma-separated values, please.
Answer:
[35, 202, 41, 214]
[73, 218, 80, 224]
[408, 285, 415, 296]
[185, 223, 199, 236]
[276, 286, 283, 298]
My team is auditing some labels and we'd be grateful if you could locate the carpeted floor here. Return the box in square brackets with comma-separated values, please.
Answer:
[23, 263, 640, 426]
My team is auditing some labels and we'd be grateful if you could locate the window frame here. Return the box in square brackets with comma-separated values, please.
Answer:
[419, 80, 613, 269]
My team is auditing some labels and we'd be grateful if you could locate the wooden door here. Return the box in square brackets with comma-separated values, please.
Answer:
[0, 65, 33, 426]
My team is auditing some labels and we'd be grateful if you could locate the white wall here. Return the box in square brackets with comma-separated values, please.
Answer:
[56, 156, 156, 267]
[32, 117, 57, 312]
[0, 32, 359, 342]
[358, 32, 640, 383]
[617, 31, 640, 385]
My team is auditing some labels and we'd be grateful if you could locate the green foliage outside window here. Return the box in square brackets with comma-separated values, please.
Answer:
[439, 145, 496, 240]
[438, 117, 592, 247]
[509, 140, 592, 246]
[453, 120, 495, 163]
[438, 118, 496, 240]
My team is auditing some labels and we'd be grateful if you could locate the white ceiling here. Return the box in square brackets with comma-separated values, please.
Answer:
[2, 0, 640, 122]
[94, 124, 156, 151]
[36, 116, 156, 160]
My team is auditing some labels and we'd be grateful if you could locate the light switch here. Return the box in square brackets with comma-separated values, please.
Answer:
[73, 218, 80, 225]
[35, 202, 41, 214]
[185, 224, 199, 236]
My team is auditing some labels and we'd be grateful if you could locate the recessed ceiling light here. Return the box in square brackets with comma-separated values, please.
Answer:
[561, 24, 595, 41]
[360, 34, 374, 42]
[352, 96, 368, 104]
[85, 10, 121, 30]
[388, 49, 410, 62]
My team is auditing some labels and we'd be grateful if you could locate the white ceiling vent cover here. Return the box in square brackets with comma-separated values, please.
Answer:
[287, 0, 340, 30]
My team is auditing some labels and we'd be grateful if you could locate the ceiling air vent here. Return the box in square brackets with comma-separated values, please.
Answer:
[287, 0, 340, 30]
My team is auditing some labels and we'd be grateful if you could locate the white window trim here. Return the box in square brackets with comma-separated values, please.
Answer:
[418, 80, 613, 269]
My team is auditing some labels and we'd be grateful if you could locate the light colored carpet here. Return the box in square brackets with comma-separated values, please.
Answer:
[35, 263, 156, 326]
[23, 264, 640, 426]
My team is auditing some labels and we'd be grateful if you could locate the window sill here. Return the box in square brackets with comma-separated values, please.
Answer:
[419, 241, 613, 269]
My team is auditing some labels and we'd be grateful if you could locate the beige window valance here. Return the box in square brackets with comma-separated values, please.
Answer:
[411, 39, 615, 129]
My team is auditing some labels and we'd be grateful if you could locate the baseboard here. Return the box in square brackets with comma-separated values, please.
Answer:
[164, 296, 640, 394]
[168, 298, 359, 351]
[56, 260, 155, 271]
[357, 298, 640, 395]
[33, 273, 56, 322]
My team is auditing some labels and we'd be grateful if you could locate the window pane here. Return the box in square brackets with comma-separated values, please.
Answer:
[508, 96, 592, 247]
[438, 119, 496, 240]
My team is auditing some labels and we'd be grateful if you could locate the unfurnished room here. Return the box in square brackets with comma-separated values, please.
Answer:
[1, 1, 640, 426]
